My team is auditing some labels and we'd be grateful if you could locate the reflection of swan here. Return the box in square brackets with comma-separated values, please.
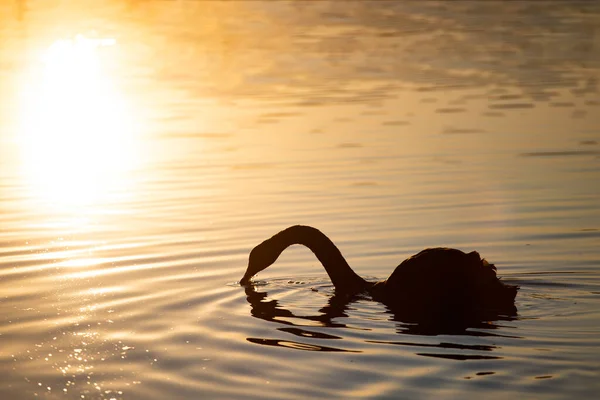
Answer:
[241, 225, 518, 321]
[243, 282, 518, 354]
[243, 283, 357, 329]
[243, 284, 361, 352]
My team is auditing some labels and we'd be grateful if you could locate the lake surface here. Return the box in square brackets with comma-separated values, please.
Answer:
[1, 1, 600, 398]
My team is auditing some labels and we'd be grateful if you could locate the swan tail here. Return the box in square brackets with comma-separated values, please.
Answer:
[477, 278, 518, 315]
[476, 257, 518, 313]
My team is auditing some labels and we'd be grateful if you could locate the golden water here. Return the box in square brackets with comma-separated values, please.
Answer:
[1, 1, 600, 398]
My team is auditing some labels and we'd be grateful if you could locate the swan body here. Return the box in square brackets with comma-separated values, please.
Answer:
[240, 225, 518, 317]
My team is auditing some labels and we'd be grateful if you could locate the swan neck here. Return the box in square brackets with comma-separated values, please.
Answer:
[273, 225, 367, 293]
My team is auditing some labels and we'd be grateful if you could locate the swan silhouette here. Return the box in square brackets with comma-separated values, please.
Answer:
[240, 225, 518, 319]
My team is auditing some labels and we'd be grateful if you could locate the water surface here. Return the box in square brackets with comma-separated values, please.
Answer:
[1, 1, 600, 399]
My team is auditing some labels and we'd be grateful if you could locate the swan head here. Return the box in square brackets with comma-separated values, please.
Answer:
[240, 240, 279, 285]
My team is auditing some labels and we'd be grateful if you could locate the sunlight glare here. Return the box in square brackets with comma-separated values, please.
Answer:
[17, 35, 138, 208]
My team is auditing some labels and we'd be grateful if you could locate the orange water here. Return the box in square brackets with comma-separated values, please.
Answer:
[1, 1, 600, 398]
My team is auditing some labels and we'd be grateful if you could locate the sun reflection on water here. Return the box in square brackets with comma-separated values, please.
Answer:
[17, 35, 139, 210]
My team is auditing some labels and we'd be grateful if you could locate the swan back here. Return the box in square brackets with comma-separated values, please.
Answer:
[386, 248, 495, 288]
[381, 248, 515, 312]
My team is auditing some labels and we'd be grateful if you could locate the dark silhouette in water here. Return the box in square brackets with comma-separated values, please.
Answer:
[243, 283, 519, 353]
[240, 225, 518, 326]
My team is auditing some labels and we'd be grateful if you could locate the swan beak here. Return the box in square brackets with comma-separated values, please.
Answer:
[240, 272, 252, 285]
